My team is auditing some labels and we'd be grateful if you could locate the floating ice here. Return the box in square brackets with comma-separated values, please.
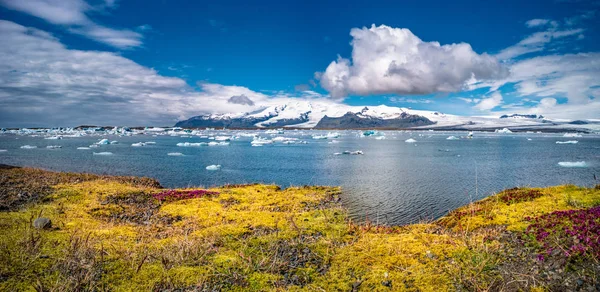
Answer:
[375, 136, 386, 140]
[177, 142, 208, 147]
[563, 133, 582, 138]
[495, 128, 513, 134]
[206, 164, 221, 171]
[446, 136, 460, 140]
[328, 139, 341, 144]
[467, 131, 474, 138]
[110, 141, 118, 144]
[208, 141, 229, 146]
[265, 129, 284, 135]
[77, 147, 91, 150]
[46, 145, 62, 149]
[0, 149, 7, 152]
[405, 138, 417, 143]
[96, 139, 110, 145]
[167, 152, 184, 156]
[93, 152, 113, 155]
[131, 142, 146, 147]
[44, 136, 62, 140]
[558, 161, 587, 168]
[556, 140, 578, 144]
[215, 136, 232, 141]
[89, 144, 99, 148]
[251, 138, 273, 145]
[312, 134, 328, 140]
[336, 150, 363, 155]
[20, 145, 37, 149]
[326, 132, 341, 139]
[252, 144, 263, 147]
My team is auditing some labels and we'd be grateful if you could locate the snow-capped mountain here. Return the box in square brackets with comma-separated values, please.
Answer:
[175, 100, 599, 132]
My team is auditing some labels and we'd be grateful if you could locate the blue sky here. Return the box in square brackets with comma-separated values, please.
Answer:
[0, 0, 599, 126]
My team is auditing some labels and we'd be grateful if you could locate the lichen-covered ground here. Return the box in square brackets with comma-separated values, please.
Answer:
[1, 165, 599, 291]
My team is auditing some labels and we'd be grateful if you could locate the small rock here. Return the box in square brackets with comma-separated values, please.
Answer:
[33, 217, 52, 229]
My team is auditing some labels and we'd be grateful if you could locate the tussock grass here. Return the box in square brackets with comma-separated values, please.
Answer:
[1, 166, 599, 291]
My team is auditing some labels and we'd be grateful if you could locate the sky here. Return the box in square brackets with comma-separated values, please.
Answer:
[0, 0, 599, 127]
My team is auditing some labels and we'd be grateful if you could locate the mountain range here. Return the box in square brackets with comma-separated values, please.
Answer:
[175, 101, 599, 132]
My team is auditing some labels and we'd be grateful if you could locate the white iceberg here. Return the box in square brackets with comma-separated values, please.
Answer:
[96, 139, 110, 145]
[375, 136, 386, 140]
[405, 138, 417, 143]
[93, 152, 113, 155]
[326, 132, 341, 139]
[206, 164, 221, 171]
[467, 131, 474, 138]
[167, 152, 185, 156]
[110, 141, 119, 144]
[312, 135, 328, 140]
[446, 136, 460, 140]
[495, 128, 513, 134]
[44, 136, 62, 140]
[145, 141, 156, 145]
[0, 149, 7, 152]
[214, 136, 232, 141]
[556, 140, 578, 144]
[89, 144, 99, 148]
[177, 142, 208, 147]
[563, 133, 582, 138]
[336, 150, 363, 155]
[46, 145, 62, 149]
[208, 141, 229, 146]
[328, 139, 341, 144]
[20, 145, 37, 149]
[558, 161, 587, 168]
[131, 142, 146, 147]
[77, 147, 91, 150]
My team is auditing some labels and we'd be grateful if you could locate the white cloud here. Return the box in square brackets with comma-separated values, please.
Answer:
[0, 20, 325, 127]
[474, 92, 503, 111]
[495, 28, 584, 60]
[525, 19, 551, 28]
[389, 97, 433, 104]
[0, 0, 142, 49]
[318, 24, 507, 98]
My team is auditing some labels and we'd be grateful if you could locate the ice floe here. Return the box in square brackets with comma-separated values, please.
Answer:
[177, 142, 208, 147]
[375, 136, 386, 140]
[495, 128, 513, 134]
[563, 133, 582, 138]
[77, 147, 91, 150]
[20, 145, 37, 149]
[206, 164, 221, 171]
[251, 138, 273, 145]
[0, 149, 7, 152]
[558, 161, 587, 168]
[208, 141, 229, 146]
[93, 152, 113, 155]
[46, 145, 62, 149]
[96, 139, 110, 145]
[556, 140, 578, 144]
[405, 138, 417, 143]
[334, 150, 363, 155]
[446, 136, 460, 140]
[167, 152, 184, 156]
[44, 136, 62, 140]
[131, 142, 146, 147]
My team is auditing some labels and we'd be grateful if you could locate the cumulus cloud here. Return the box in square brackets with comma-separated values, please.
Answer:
[474, 92, 503, 111]
[0, 20, 311, 127]
[227, 94, 255, 106]
[0, 0, 142, 49]
[318, 25, 507, 98]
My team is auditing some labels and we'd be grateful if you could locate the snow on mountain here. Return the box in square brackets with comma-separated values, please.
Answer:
[175, 99, 598, 131]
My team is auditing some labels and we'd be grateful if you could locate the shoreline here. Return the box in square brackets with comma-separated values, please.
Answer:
[1, 166, 599, 290]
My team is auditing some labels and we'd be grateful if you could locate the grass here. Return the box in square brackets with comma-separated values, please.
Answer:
[1, 165, 599, 291]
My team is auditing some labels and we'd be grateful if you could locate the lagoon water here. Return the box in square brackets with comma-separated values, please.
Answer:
[1, 130, 599, 225]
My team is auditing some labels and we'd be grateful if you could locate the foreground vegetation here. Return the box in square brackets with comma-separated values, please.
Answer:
[1, 165, 599, 291]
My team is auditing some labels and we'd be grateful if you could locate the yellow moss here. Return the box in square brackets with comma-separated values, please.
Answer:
[2, 167, 599, 291]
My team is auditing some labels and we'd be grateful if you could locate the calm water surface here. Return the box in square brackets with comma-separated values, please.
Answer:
[1, 130, 598, 225]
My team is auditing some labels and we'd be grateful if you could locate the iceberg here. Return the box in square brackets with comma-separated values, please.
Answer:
[312, 134, 328, 140]
[265, 129, 284, 134]
[177, 142, 208, 147]
[558, 161, 587, 168]
[89, 144, 99, 148]
[46, 145, 62, 149]
[336, 150, 363, 155]
[467, 131, 473, 139]
[44, 136, 62, 140]
[495, 128, 513, 134]
[145, 141, 156, 145]
[556, 141, 578, 144]
[131, 142, 146, 147]
[251, 138, 273, 145]
[93, 152, 113, 155]
[110, 141, 119, 144]
[206, 164, 221, 171]
[215, 136, 232, 141]
[328, 140, 340, 144]
[326, 132, 341, 139]
[167, 152, 185, 156]
[563, 133, 582, 138]
[77, 147, 91, 150]
[446, 136, 460, 140]
[208, 141, 229, 146]
[0, 149, 7, 152]
[96, 139, 110, 145]
[405, 138, 417, 143]
[20, 145, 37, 149]
[375, 136, 386, 140]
